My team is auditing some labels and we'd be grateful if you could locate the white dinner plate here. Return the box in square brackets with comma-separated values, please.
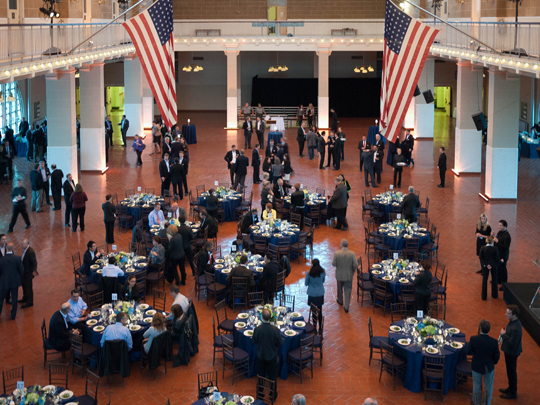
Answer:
[138, 263, 147, 267]
[215, 259, 224, 264]
[125, 268, 135, 273]
[129, 325, 141, 331]
[372, 264, 382, 269]
[237, 313, 249, 319]
[90, 264, 100, 270]
[90, 311, 101, 317]
[215, 264, 224, 269]
[42, 385, 56, 394]
[294, 321, 306, 328]
[86, 319, 98, 326]
[143, 318, 153, 323]
[449, 341, 464, 349]
[446, 327, 461, 334]
[58, 391, 74, 400]
[284, 330, 297, 337]
[382, 275, 392, 280]
[290, 312, 301, 318]
[389, 325, 402, 332]
[93, 325, 105, 333]
[240, 396, 255, 404]
[425, 347, 439, 354]
[256, 267, 264, 272]
[146, 310, 157, 316]
[399, 278, 409, 284]
[96, 269, 102, 274]
[398, 339, 411, 346]
[243, 330, 254, 337]
[235, 322, 246, 329]
[139, 304, 149, 310]
[222, 269, 231, 274]
[276, 306, 287, 312]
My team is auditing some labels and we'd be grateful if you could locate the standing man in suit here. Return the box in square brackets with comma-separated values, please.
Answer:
[403, 129, 415, 165]
[233, 150, 249, 191]
[318, 131, 327, 170]
[374, 146, 384, 184]
[329, 177, 348, 230]
[242, 118, 253, 149]
[3, 140, 14, 181]
[19, 117, 29, 138]
[333, 134, 342, 170]
[499, 305, 523, 400]
[437, 146, 447, 188]
[170, 157, 184, 199]
[105, 115, 113, 149]
[8, 178, 31, 233]
[402, 186, 420, 222]
[252, 144, 261, 184]
[0, 243, 24, 319]
[392, 148, 405, 188]
[33, 124, 45, 162]
[493, 220, 511, 291]
[337, 127, 346, 161]
[326, 132, 335, 168]
[297, 122, 306, 157]
[479, 236, 500, 300]
[297, 105, 305, 127]
[255, 116, 265, 149]
[178, 151, 189, 197]
[375, 134, 385, 152]
[26, 127, 34, 162]
[167, 225, 185, 285]
[358, 136, 370, 172]
[118, 115, 129, 147]
[224, 145, 239, 185]
[199, 209, 218, 239]
[290, 183, 305, 228]
[49, 303, 79, 352]
[102, 194, 116, 245]
[467, 320, 500, 405]
[159, 153, 172, 197]
[30, 163, 44, 213]
[178, 216, 195, 276]
[363, 147, 377, 187]
[332, 239, 358, 313]
[39, 160, 52, 207]
[50, 164, 64, 211]
[63, 173, 76, 227]
[306, 127, 317, 160]
[20, 239, 38, 308]
[330, 109, 339, 133]
[266, 139, 277, 162]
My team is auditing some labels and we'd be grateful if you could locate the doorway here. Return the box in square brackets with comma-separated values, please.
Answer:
[7, 0, 24, 23]
[106, 86, 125, 144]
[434, 86, 452, 117]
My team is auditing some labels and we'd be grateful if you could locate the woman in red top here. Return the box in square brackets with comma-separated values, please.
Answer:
[70, 183, 88, 232]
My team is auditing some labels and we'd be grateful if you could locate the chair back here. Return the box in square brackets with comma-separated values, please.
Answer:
[275, 270, 286, 293]
[222, 335, 235, 359]
[429, 303, 446, 320]
[379, 340, 395, 364]
[373, 278, 388, 298]
[41, 318, 48, 343]
[198, 371, 219, 400]
[425, 354, 445, 379]
[267, 243, 278, 260]
[3, 366, 24, 395]
[368, 316, 374, 340]
[256, 375, 276, 405]
[70, 333, 84, 355]
[391, 303, 409, 323]
[232, 276, 249, 306]
[364, 189, 373, 203]
[404, 238, 419, 253]
[254, 236, 267, 255]
[88, 291, 104, 311]
[125, 189, 135, 197]
[298, 335, 314, 359]
[248, 292, 264, 307]
[309, 303, 320, 329]
[153, 289, 167, 312]
[49, 363, 68, 388]
[99, 276, 120, 304]
[196, 184, 205, 197]
[215, 299, 229, 325]
[72, 252, 81, 272]
[290, 213, 301, 227]
[97, 244, 109, 255]
[144, 188, 155, 195]
[280, 293, 295, 311]
[304, 217, 312, 230]
[85, 371, 100, 401]
[212, 245, 222, 259]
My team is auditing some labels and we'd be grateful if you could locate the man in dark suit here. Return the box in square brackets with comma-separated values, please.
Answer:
[358, 136, 371, 172]
[275, 144, 285, 162]
[63, 173, 76, 227]
[318, 132, 327, 170]
[260, 253, 280, 302]
[3, 126, 15, 148]
[255, 116, 265, 148]
[33, 124, 45, 162]
[159, 153, 172, 197]
[224, 145, 239, 185]
[170, 157, 185, 199]
[29, 164, 43, 213]
[102, 194, 116, 245]
[226, 255, 255, 301]
[39, 160, 52, 206]
[479, 236, 500, 300]
[170, 137, 183, 160]
[393, 148, 406, 188]
[375, 134, 385, 152]
[178, 151, 189, 196]
[499, 305, 522, 400]
[50, 164, 64, 211]
[281, 137, 289, 155]
[306, 128, 317, 160]
[363, 148, 377, 188]
[266, 140, 277, 162]
[467, 319, 500, 404]
[403, 129, 415, 165]
[326, 132, 335, 168]
[82, 241, 105, 276]
[252, 144, 261, 184]
[168, 226, 185, 285]
[297, 122, 306, 157]
[437, 146, 447, 188]
[329, 177, 348, 230]
[290, 183, 305, 227]
[104, 115, 113, 148]
[19, 117, 29, 137]
[330, 108, 338, 133]
[297, 105, 305, 127]
[374, 147, 384, 184]
[233, 149, 249, 191]
[178, 216, 195, 276]
[0, 243, 24, 319]
[8, 178, 31, 233]
[20, 239, 38, 308]
[402, 186, 420, 222]
[333, 134, 342, 170]
[493, 220, 511, 290]
[26, 127, 34, 162]
[196, 241, 214, 276]
[242, 118, 253, 149]
[3, 140, 14, 181]
[272, 179, 291, 202]
[48, 303, 77, 352]
[241, 208, 259, 234]
[118, 115, 129, 146]
[199, 209, 218, 239]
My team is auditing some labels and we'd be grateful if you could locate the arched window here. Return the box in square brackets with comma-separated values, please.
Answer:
[1, 81, 23, 132]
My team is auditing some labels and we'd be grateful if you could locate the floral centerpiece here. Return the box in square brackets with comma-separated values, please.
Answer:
[391, 259, 408, 271]
[169, 218, 180, 227]
[416, 316, 439, 337]
[261, 304, 278, 323]
[23, 386, 48, 405]
[392, 219, 409, 231]
[114, 251, 128, 265]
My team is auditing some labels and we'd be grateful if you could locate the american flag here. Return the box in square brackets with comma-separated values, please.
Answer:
[123, 0, 177, 129]
[379, 0, 439, 143]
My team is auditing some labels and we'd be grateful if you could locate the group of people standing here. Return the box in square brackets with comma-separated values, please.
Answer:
[296, 123, 346, 171]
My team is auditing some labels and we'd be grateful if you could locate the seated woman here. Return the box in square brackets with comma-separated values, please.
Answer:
[143, 312, 167, 353]
[148, 235, 166, 272]
[120, 275, 141, 302]
[170, 304, 186, 342]
[262, 202, 277, 221]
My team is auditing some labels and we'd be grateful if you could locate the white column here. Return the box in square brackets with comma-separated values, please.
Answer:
[455, 61, 483, 173]
[317, 46, 331, 129]
[313, 53, 318, 78]
[237, 52, 242, 107]
[124, 56, 144, 137]
[471, 0, 481, 38]
[142, 73, 154, 129]
[79, 62, 106, 172]
[225, 46, 239, 129]
[45, 68, 78, 184]
[485, 68, 520, 199]
[414, 59, 435, 138]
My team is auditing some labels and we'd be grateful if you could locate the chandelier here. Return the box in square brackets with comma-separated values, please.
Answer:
[182, 64, 203, 72]
[268, 52, 288, 73]
[354, 65, 374, 73]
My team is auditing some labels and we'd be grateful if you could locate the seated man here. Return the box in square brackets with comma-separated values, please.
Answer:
[102, 256, 124, 278]
[262, 203, 277, 221]
[82, 240, 105, 276]
[169, 198, 187, 219]
[49, 302, 79, 352]
[100, 312, 133, 351]
[226, 255, 255, 301]
[166, 284, 189, 320]
[241, 208, 259, 234]
[196, 241, 214, 276]
[231, 236, 244, 253]
[67, 289, 88, 330]
[148, 203, 166, 227]
[148, 235, 166, 272]
[272, 178, 291, 201]
[260, 253, 280, 301]
[199, 209, 218, 239]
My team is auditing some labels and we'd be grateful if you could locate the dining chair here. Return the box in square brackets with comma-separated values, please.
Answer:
[306, 205, 320, 227]
[429, 302, 446, 320]
[253, 235, 268, 256]
[287, 335, 314, 383]
[198, 371, 219, 400]
[117, 204, 134, 232]
[275, 270, 286, 295]
[364, 225, 376, 255]
[135, 270, 147, 301]
[418, 196, 430, 218]
[146, 262, 165, 295]
[277, 236, 291, 259]
[290, 233, 308, 263]
[206, 273, 227, 308]
[390, 303, 409, 323]
[215, 299, 235, 334]
[87, 291, 104, 311]
[222, 336, 250, 385]
[3, 366, 24, 395]
[437, 270, 448, 306]
[404, 238, 420, 260]
[231, 277, 249, 310]
[267, 243, 278, 260]
[433, 262, 446, 285]
[256, 375, 276, 405]
[211, 317, 226, 366]
[455, 355, 473, 391]
[373, 279, 393, 317]
[152, 289, 167, 312]
[313, 316, 325, 366]
[76, 371, 99, 405]
[49, 363, 69, 389]
[248, 292, 264, 307]
[423, 355, 445, 401]
[144, 188, 155, 195]
[398, 284, 416, 310]
[290, 213, 302, 227]
[357, 266, 374, 307]
[305, 303, 320, 335]
[196, 184, 206, 197]
[140, 331, 171, 379]
[42, 319, 66, 369]
[316, 188, 325, 196]
[421, 233, 440, 264]
[125, 189, 135, 198]
[368, 316, 388, 367]
[279, 293, 295, 312]
[379, 340, 407, 391]
[374, 234, 391, 261]
[70, 333, 98, 378]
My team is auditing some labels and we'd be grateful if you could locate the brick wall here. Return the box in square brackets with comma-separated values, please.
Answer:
[173, 0, 267, 20]
[449, 0, 539, 19]
[287, 0, 385, 20]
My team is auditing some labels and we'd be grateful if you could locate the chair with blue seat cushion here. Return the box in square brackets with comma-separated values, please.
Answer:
[212, 316, 229, 366]
[420, 232, 440, 264]
[437, 270, 448, 306]
[368, 316, 388, 366]
[455, 355, 473, 391]
[222, 336, 249, 384]
[41, 318, 66, 369]
[357, 264, 374, 307]
[373, 279, 393, 317]
[313, 316, 324, 366]
[304, 303, 320, 335]
[287, 335, 314, 383]
[379, 340, 407, 391]
[374, 234, 391, 261]
[423, 354, 445, 401]
[76, 370, 99, 405]
[206, 272, 226, 307]
[215, 299, 235, 333]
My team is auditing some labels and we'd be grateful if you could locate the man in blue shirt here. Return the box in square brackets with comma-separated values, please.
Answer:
[101, 312, 133, 351]
[148, 203, 165, 227]
[67, 289, 88, 330]
[102, 256, 124, 278]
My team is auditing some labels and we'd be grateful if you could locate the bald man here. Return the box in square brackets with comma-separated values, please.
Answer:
[49, 302, 79, 352]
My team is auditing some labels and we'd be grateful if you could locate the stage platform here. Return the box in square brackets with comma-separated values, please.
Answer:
[503, 283, 540, 348]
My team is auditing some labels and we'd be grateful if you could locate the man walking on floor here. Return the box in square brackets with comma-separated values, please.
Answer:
[332, 239, 357, 313]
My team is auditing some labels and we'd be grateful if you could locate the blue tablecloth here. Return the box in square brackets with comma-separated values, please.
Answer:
[89, 258, 149, 285]
[191, 393, 267, 405]
[181, 124, 197, 144]
[198, 195, 242, 222]
[249, 227, 300, 247]
[15, 140, 28, 157]
[367, 125, 385, 145]
[373, 200, 402, 223]
[283, 196, 326, 216]
[1, 386, 77, 404]
[388, 319, 467, 394]
[378, 229, 431, 252]
[121, 198, 164, 223]
[233, 312, 306, 380]
[520, 137, 540, 159]
[214, 257, 266, 286]
[267, 132, 283, 147]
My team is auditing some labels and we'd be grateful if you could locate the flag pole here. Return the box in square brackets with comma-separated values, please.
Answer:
[399, 0, 501, 55]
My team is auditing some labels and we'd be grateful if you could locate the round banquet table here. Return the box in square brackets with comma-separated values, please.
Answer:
[15, 140, 28, 157]
[388, 319, 467, 394]
[369, 261, 420, 303]
[283, 195, 326, 215]
[249, 225, 300, 247]
[520, 134, 540, 159]
[89, 256, 149, 285]
[269, 117, 285, 132]
[191, 393, 267, 405]
[267, 132, 283, 147]
[181, 124, 197, 145]
[378, 224, 431, 252]
[84, 304, 155, 363]
[121, 197, 165, 223]
[232, 309, 307, 380]
[213, 255, 266, 286]
[371, 196, 403, 223]
[1, 386, 77, 403]
[198, 194, 242, 222]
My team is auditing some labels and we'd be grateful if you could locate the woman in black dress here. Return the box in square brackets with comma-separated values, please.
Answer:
[475, 213, 491, 273]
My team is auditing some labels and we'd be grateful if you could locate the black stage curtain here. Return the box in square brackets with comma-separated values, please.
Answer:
[251, 76, 381, 118]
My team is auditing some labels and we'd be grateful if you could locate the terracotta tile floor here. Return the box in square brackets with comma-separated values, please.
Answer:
[1, 111, 540, 405]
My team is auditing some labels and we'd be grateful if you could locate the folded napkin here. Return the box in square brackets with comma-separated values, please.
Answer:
[452, 332, 465, 338]
[444, 344, 458, 353]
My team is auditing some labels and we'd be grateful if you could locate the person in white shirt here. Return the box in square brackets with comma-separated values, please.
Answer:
[100, 312, 133, 351]
[101, 257, 124, 278]
[67, 289, 88, 329]
[148, 203, 165, 227]
[166, 284, 189, 320]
